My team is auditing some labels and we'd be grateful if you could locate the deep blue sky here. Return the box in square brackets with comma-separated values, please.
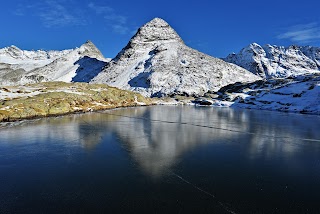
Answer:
[2, 0, 320, 58]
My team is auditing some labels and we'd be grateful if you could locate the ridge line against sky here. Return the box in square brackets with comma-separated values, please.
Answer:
[2, 0, 320, 58]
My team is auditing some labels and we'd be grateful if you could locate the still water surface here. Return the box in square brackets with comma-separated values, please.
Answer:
[0, 106, 320, 213]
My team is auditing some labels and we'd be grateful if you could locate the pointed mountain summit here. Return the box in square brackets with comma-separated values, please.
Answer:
[131, 17, 183, 43]
[78, 40, 106, 61]
[91, 18, 260, 97]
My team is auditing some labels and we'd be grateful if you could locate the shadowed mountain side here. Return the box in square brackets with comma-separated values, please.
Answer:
[72, 56, 108, 82]
[128, 71, 152, 88]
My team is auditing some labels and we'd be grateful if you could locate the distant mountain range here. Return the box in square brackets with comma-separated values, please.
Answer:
[0, 41, 110, 86]
[0, 18, 259, 97]
[0, 17, 319, 100]
[224, 43, 320, 79]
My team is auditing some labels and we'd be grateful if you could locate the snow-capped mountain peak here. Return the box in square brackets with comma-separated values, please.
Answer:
[131, 17, 183, 44]
[92, 18, 260, 97]
[300, 46, 320, 69]
[5, 45, 23, 58]
[78, 40, 105, 61]
[0, 41, 109, 86]
[224, 43, 320, 78]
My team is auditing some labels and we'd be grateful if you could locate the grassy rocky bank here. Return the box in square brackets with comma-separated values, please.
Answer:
[0, 82, 154, 122]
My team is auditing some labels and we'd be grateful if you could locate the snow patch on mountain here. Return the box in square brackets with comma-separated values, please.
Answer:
[224, 43, 320, 79]
[91, 18, 260, 97]
[211, 74, 320, 114]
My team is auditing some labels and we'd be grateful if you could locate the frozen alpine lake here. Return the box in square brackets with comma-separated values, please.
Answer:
[0, 106, 320, 213]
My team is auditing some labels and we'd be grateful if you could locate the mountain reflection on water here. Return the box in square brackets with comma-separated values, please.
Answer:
[1, 106, 319, 177]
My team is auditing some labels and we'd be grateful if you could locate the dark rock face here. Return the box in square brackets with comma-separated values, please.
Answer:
[193, 98, 213, 105]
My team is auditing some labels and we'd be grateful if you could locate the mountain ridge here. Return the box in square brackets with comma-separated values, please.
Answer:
[2, 18, 319, 101]
[224, 43, 320, 79]
[0, 41, 109, 86]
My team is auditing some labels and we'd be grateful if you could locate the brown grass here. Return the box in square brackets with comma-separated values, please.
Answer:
[0, 82, 154, 122]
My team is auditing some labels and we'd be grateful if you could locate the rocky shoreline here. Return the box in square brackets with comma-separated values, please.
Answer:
[0, 82, 154, 122]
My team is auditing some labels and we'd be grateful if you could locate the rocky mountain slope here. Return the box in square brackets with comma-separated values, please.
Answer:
[204, 74, 320, 114]
[0, 41, 109, 86]
[91, 18, 260, 97]
[224, 43, 320, 79]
